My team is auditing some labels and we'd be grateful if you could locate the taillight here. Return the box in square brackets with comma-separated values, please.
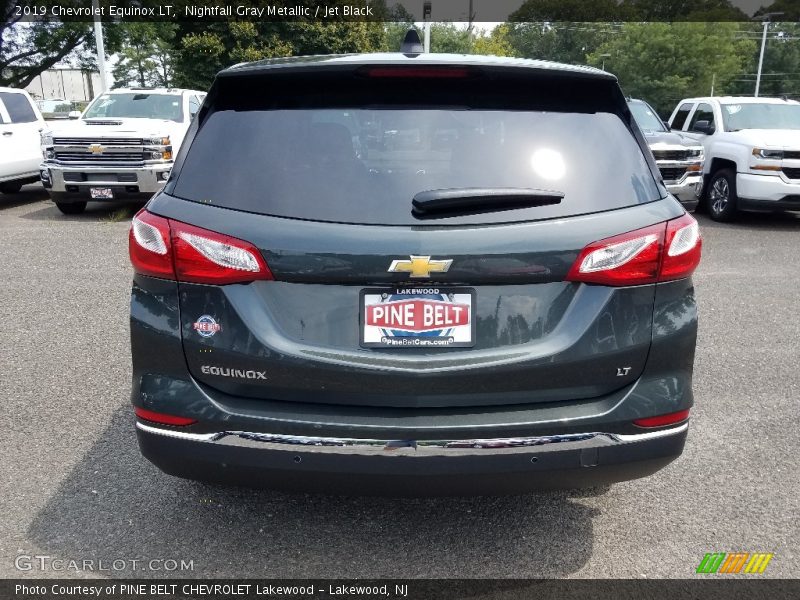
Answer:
[633, 408, 690, 428]
[567, 223, 665, 286]
[660, 213, 702, 282]
[134, 406, 197, 426]
[171, 221, 273, 284]
[129, 210, 174, 279]
[129, 209, 273, 284]
[566, 213, 701, 286]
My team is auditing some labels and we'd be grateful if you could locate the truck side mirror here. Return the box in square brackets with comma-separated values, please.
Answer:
[692, 120, 714, 135]
[68, 110, 81, 119]
[663, 120, 671, 131]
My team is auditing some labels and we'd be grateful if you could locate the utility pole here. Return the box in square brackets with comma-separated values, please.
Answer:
[754, 12, 784, 98]
[423, 2, 432, 53]
[92, 0, 108, 92]
[468, 0, 474, 34]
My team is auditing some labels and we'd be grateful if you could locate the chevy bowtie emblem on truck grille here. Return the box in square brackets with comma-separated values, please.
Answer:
[88, 144, 105, 154]
[388, 255, 453, 278]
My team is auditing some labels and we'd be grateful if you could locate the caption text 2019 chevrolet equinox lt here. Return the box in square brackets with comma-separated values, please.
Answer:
[128, 50, 701, 495]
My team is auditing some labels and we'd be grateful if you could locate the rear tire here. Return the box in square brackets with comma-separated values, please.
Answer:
[55, 201, 87, 215]
[706, 169, 738, 222]
[0, 182, 23, 194]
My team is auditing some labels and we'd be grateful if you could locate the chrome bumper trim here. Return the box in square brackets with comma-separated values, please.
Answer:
[41, 162, 171, 193]
[136, 421, 688, 457]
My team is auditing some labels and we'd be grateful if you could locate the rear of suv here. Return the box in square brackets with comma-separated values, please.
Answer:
[129, 53, 701, 495]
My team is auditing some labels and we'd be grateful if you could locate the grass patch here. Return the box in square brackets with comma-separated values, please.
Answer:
[102, 207, 137, 223]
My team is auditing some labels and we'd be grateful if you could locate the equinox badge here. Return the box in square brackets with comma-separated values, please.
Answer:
[388, 255, 453, 279]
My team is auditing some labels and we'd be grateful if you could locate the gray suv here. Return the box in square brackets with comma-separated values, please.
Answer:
[128, 52, 701, 495]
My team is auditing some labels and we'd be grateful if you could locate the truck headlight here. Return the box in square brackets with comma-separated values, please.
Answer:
[149, 136, 170, 146]
[752, 148, 783, 159]
[40, 133, 53, 146]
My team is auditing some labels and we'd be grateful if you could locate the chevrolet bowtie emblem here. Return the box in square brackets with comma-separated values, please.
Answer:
[387, 255, 453, 279]
[88, 144, 105, 154]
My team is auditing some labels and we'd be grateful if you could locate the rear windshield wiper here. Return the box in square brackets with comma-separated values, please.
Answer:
[412, 188, 564, 219]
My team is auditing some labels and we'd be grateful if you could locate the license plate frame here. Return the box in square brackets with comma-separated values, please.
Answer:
[360, 287, 476, 348]
[89, 187, 114, 199]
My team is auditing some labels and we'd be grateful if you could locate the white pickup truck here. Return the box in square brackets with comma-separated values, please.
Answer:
[0, 87, 46, 194]
[40, 87, 205, 214]
[668, 96, 800, 221]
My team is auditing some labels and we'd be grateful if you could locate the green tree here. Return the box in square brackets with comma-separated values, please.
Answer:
[587, 23, 757, 116]
[1, 15, 101, 87]
[172, 20, 385, 90]
[510, 0, 625, 21]
[506, 22, 615, 65]
[755, 0, 800, 20]
[429, 23, 473, 54]
[472, 25, 516, 57]
[112, 23, 178, 88]
[621, 0, 748, 21]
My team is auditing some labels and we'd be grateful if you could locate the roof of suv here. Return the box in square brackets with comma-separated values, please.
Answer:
[222, 52, 615, 81]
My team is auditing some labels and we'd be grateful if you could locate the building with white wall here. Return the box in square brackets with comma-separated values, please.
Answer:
[24, 68, 102, 102]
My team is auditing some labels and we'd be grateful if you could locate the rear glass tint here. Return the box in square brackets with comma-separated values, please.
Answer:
[172, 73, 660, 225]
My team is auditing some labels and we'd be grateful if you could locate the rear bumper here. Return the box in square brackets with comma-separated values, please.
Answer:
[136, 421, 688, 495]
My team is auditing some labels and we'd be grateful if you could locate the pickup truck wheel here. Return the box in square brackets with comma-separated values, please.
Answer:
[706, 169, 738, 222]
[55, 201, 87, 215]
[0, 182, 23, 194]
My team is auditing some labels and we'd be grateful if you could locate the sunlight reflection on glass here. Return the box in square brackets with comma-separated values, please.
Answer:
[530, 148, 566, 180]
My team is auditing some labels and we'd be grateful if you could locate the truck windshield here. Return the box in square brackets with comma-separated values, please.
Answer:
[721, 103, 800, 131]
[629, 101, 666, 132]
[83, 93, 183, 122]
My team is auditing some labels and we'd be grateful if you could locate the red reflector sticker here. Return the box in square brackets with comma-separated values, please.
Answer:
[633, 409, 690, 428]
[361, 288, 475, 348]
[134, 407, 197, 426]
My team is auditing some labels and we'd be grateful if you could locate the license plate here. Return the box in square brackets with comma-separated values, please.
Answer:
[360, 287, 475, 348]
[89, 187, 114, 199]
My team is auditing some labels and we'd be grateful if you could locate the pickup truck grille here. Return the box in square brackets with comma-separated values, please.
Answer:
[52, 137, 144, 146]
[54, 150, 148, 164]
[653, 149, 693, 161]
[783, 167, 800, 179]
[659, 166, 687, 181]
[782, 151, 800, 160]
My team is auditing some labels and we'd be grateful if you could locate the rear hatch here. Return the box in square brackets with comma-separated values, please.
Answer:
[155, 58, 677, 409]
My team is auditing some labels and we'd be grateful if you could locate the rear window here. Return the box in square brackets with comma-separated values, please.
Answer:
[172, 72, 660, 225]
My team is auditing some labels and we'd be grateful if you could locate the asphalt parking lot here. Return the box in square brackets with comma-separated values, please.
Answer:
[1, 184, 798, 579]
